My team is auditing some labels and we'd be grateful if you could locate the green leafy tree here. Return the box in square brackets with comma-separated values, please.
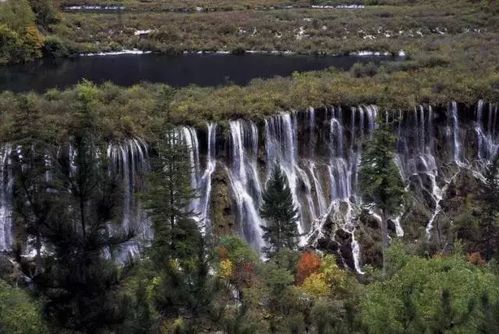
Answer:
[359, 122, 405, 276]
[359, 249, 499, 333]
[260, 167, 300, 257]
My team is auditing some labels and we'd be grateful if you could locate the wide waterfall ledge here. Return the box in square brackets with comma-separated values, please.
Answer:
[1, 101, 498, 274]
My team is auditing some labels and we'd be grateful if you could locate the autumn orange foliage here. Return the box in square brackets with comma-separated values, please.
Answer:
[467, 252, 486, 266]
[296, 250, 321, 285]
[233, 261, 256, 287]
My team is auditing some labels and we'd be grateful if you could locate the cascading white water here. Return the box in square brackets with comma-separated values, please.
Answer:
[395, 105, 440, 238]
[2, 101, 498, 274]
[196, 124, 217, 234]
[394, 105, 449, 239]
[180, 127, 202, 213]
[264, 106, 377, 273]
[227, 120, 264, 250]
[265, 113, 307, 239]
[308, 162, 327, 218]
[475, 100, 499, 161]
[180, 124, 218, 234]
[0, 145, 13, 252]
[450, 101, 466, 166]
[107, 138, 150, 262]
[328, 105, 377, 273]
[104, 125, 219, 261]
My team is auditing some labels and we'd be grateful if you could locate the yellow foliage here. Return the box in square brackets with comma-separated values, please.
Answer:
[219, 259, 234, 279]
[320, 255, 347, 290]
[24, 25, 44, 50]
[300, 272, 330, 297]
[298, 254, 349, 298]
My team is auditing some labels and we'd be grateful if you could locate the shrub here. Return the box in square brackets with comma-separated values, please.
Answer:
[350, 62, 379, 78]
[0, 24, 21, 64]
[0, 280, 48, 334]
[360, 253, 499, 333]
[43, 35, 69, 57]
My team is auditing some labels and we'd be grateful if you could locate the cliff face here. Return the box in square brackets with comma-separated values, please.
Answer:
[1, 101, 498, 271]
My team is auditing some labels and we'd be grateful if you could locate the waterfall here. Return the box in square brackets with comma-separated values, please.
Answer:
[227, 120, 264, 251]
[265, 113, 307, 238]
[0, 146, 13, 252]
[308, 107, 316, 156]
[450, 101, 465, 166]
[2, 101, 498, 274]
[329, 106, 352, 201]
[308, 162, 327, 218]
[170, 125, 220, 234]
[197, 124, 217, 233]
[351, 230, 364, 275]
[107, 138, 150, 262]
[476, 100, 499, 161]
[394, 105, 445, 238]
[180, 127, 202, 212]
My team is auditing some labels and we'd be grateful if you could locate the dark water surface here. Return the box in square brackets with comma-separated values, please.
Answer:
[0, 53, 398, 93]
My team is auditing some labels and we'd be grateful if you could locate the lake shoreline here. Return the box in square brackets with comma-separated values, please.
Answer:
[0, 52, 403, 93]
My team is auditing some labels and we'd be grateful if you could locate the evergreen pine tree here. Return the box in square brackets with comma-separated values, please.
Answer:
[143, 127, 197, 267]
[359, 122, 405, 277]
[260, 167, 300, 257]
[17, 82, 133, 332]
[141, 88, 209, 320]
[10, 94, 55, 275]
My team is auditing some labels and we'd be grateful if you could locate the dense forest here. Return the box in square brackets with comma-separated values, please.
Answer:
[0, 0, 498, 333]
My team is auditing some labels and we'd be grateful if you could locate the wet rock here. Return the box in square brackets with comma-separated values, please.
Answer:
[211, 163, 235, 235]
[0, 254, 15, 281]
[333, 229, 354, 270]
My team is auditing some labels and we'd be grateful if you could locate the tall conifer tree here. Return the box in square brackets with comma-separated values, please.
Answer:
[11, 94, 54, 275]
[15, 82, 132, 332]
[141, 87, 209, 319]
[260, 167, 300, 257]
[359, 122, 405, 277]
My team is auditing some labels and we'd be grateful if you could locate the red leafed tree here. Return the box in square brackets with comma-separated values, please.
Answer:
[234, 262, 256, 288]
[296, 250, 321, 285]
